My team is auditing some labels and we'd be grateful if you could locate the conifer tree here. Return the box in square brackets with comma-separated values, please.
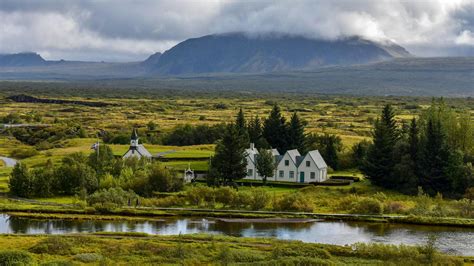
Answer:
[362, 105, 398, 187]
[235, 108, 250, 147]
[263, 104, 288, 153]
[211, 123, 247, 184]
[248, 115, 269, 149]
[288, 112, 306, 153]
[419, 117, 452, 195]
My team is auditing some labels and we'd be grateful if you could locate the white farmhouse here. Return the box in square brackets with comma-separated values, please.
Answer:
[244, 143, 328, 183]
[123, 128, 153, 159]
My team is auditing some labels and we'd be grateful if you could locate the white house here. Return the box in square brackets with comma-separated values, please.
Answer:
[123, 128, 153, 159]
[244, 143, 328, 183]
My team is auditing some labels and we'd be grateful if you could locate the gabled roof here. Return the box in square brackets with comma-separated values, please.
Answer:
[245, 146, 259, 164]
[307, 150, 327, 169]
[136, 145, 152, 157]
[286, 149, 301, 164]
[270, 149, 280, 156]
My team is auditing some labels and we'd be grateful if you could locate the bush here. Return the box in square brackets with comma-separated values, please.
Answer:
[10, 148, 39, 159]
[30, 237, 73, 255]
[385, 201, 409, 214]
[214, 186, 237, 207]
[186, 186, 214, 207]
[87, 187, 138, 210]
[231, 191, 252, 208]
[142, 195, 185, 207]
[271, 243, 332, 259]
[350, 197, 384, 214]
[249, 188, 270, 210]
[273, 193, 314, 212]
[73, 253, 104, 263]
[0, 250, 34, 265]
[147, 163, 183, 194]
[330, 175, 360, 182]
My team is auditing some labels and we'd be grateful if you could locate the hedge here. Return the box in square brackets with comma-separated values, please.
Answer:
[330, 175, 360, 182]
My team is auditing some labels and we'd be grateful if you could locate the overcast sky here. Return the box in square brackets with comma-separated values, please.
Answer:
[1, 0, 473, 61]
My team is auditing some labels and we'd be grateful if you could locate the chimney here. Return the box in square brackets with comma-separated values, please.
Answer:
[250, 143, 255, 150]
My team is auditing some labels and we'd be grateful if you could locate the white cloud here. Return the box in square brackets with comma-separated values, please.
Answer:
[0, 0, 473, 60]
[456, 30, 474, 45]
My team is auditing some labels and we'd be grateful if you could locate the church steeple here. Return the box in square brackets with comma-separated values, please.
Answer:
[130, 128, 139, 148]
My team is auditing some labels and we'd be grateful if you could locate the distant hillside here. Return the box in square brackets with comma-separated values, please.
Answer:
[0, 52, 46, 67]
[146, 33, 411, 74]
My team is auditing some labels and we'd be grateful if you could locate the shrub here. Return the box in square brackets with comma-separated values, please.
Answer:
[10, 147, 39, 159]
[214, 186, 237, 207]
[40, 260, 74, 266]
[0, 250, 34, 265]
[87, 187, 138, 210]
[271, 243, 332, 259]
[249, 188, 270, 210]
[385, 201, 408, 214]
[231, 191, 251, 208]
[186, 186, 214, 207]
[73, 253, 104, 263]
[147, 163, 184, 194]
[30, 237, 73, 255]
[142, 195, 185, 207]
[350, 197, 384, 214]
[274, 193, 314, 212]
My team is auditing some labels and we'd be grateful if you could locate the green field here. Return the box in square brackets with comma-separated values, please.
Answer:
[0, 233, 467, 265]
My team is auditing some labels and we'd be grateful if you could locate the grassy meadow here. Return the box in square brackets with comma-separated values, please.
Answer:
[0, 233, 468, 265]
[0, 88, 473, 224]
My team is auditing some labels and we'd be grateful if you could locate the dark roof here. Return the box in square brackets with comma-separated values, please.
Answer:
[131, 128, 139, 140]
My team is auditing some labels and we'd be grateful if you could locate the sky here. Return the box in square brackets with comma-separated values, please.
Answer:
[1, 0, 473, 61]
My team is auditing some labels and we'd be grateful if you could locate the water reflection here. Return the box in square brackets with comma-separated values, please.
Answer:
[1, 214, 473, 256]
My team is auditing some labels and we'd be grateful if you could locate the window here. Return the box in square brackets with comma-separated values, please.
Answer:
[247, 169, 253, 176]
[310, 172, 316, 179]
[279, 170, 284, 178]
[306, 161, 310, 167]
[285, 160, 289, 166]
[289, 171, 294, 178]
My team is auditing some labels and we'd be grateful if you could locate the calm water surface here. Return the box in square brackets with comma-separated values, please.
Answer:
[1, 214, 472, 255]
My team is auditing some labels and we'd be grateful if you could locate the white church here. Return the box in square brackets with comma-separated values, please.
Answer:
[122, 128, 153, 159]
[244, 143, 328, 183]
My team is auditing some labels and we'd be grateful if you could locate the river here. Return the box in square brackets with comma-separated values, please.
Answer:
[1, 214, 473, 256]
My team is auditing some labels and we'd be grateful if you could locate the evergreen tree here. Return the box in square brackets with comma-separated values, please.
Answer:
[409, 118, 419, 162]
[324, 135, 340, 170]
[256, 149, 276, 185]
[351, 140, 370, 169]
[287, 112, 306, 153]
[9, 162, 33, 197]
[306, 133, 342, 170]
[235, 108, 250, 147]
[361, 105, 399, 187]
[263, 104, 288, 153]
[210, 123, 247, 184]
[419, 117, 453, 195]
[247, 116, 266, 148]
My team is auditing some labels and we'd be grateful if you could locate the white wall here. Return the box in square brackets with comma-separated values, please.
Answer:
[275, 152, 298, 182]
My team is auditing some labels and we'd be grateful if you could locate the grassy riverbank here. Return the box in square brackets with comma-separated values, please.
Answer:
[1, 198, 473, 227]
[0, 233, 470, 265]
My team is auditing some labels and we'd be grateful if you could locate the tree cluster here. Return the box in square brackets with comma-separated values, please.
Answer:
[9, 145, 183, 198]
[361, 101, 473, 198]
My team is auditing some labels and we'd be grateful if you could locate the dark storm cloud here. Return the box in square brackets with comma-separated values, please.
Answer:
[1, 0, 473, 61]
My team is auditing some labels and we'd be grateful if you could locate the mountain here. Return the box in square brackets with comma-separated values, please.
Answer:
[146, 33, 411, 74]
[143, 52, 162, 66]
[0, 52, 47, 67]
